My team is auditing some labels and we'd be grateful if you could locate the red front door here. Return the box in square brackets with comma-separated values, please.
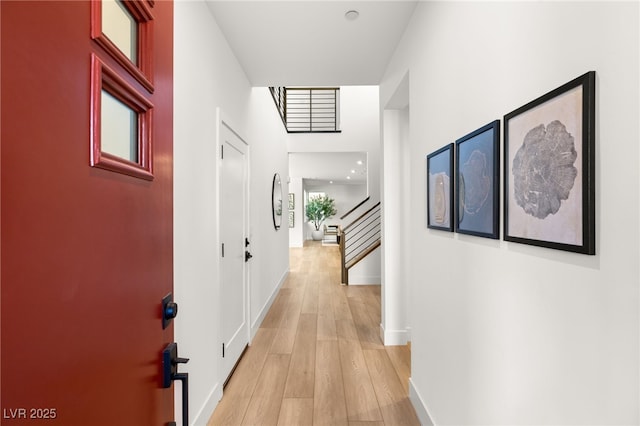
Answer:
[1, 1, 174, 424]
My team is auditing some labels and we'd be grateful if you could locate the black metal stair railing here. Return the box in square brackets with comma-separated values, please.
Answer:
[270, 87, 287, 129]
[339, 202, 381, 285]
[269, 87, 341, 133]
[340, 196, 370, 220]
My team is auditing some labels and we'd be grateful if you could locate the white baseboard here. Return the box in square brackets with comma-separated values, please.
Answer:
[191, 381, 223, 426]
[409, 378, 435, 426]
[380, 323, 410, 345]
[251, 269, 289, 338]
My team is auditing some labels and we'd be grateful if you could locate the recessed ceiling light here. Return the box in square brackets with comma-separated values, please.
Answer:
[330, 181, 333, 184]
[356, 160, 363, 165]
[345, 10, 359, 21]
[346, 176, 351, 180]
[351, 169, 356, 174]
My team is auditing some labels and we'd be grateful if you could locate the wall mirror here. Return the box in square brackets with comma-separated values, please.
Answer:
[272, 173, 283, 230]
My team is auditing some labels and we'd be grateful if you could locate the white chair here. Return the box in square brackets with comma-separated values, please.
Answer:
[323, 224, 340, 243]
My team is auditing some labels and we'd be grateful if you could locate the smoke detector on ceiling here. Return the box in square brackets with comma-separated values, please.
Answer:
[345, 10, 359, 21]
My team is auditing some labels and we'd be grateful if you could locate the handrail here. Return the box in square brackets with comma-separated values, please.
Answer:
[345, 241, 381, 270]
[343, 202, 381, 232]
[340, 196, 370, 220]
[340, 202, 381, 285]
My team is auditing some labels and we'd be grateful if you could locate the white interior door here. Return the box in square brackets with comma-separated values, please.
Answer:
[219, 120, 249, 384]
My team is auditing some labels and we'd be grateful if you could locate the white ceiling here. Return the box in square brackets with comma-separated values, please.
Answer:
[289, 152, 367, 185]
[205, 1, 414, 185]
[205, 1, 418, 87]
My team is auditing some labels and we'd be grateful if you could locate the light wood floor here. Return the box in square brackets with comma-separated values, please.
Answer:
[208, 241, 419, 426]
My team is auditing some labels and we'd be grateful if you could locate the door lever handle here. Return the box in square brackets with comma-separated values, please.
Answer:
[162, 343, 189, 426]
[245, 251, 253, 262]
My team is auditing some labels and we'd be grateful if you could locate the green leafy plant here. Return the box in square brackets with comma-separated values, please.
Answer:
[305, 195, 337, 231]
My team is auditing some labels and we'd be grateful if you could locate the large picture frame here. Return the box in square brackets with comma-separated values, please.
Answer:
[504, 71, 595, 254]
[455, 120, 500, 239]
[427, 144, 454, 231]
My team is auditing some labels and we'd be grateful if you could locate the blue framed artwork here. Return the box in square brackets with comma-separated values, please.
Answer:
[427, 144, 454, 231]
[455, 120, 500, 239]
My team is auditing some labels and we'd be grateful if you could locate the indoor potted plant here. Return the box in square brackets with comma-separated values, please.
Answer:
[305, 195, 337, 240]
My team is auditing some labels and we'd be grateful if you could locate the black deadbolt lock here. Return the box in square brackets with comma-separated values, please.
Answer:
[162, 293, 178, 329]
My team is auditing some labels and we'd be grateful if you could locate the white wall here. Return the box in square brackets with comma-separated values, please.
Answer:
[303, 182, 367, 226]
[381, 105, 411, 344]
[174, 2, 288, 424]
[246, 87, 290, 333]
[380, 2, 639, 425]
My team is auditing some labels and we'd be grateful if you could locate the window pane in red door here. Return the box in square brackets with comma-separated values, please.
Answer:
[101, 89, 139, 163]
[102, 0, 138, 64]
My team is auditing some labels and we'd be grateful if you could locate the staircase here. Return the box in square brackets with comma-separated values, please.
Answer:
[339, 201, 381, 285]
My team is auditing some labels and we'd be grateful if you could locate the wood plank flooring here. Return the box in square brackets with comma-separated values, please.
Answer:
[208, 241, 419, 426]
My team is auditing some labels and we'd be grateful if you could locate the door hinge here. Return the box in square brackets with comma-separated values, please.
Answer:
[221, 145, 224, 159]
[222, 343, 225, 358]
[222, 243, 224, 258]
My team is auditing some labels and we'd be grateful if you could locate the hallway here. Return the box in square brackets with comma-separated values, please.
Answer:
[208, 242, 419, 425]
